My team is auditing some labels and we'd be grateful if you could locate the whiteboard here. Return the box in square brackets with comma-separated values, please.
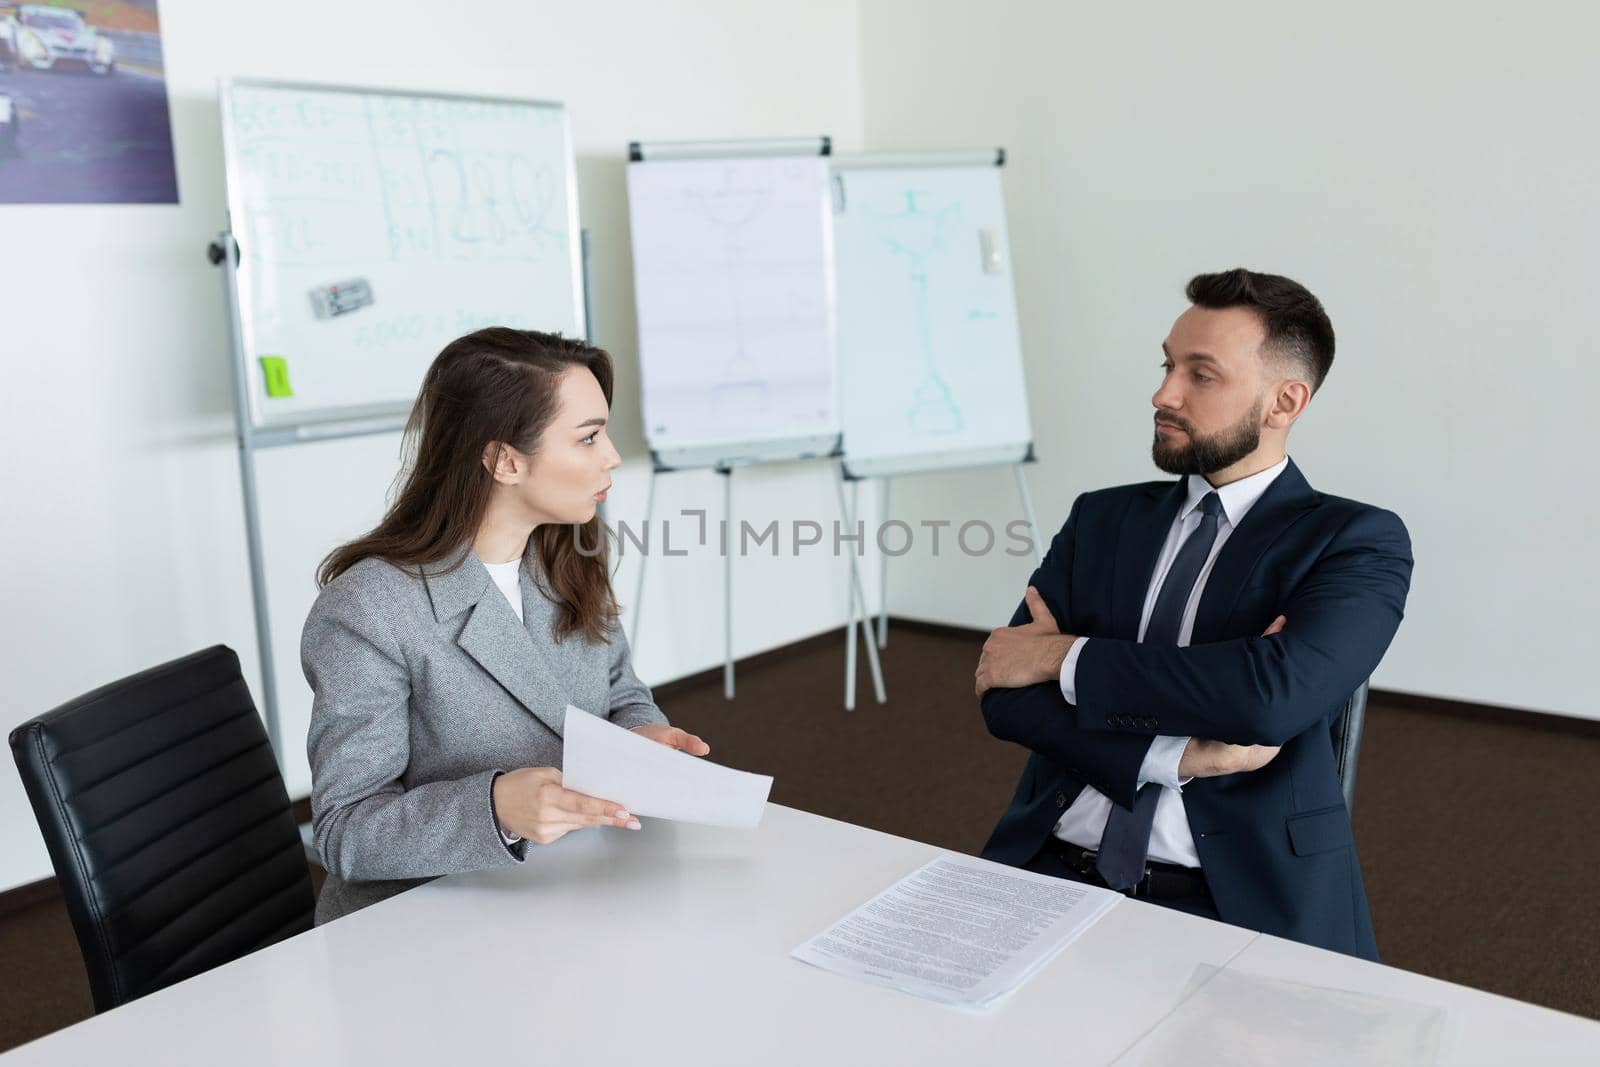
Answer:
[831, 161, 1033, 478]
[626, 155, 839, 469]
[220, 80, 585, 430]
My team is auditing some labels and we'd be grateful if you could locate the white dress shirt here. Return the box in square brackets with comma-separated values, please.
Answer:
[1053, 455, 1289, 867]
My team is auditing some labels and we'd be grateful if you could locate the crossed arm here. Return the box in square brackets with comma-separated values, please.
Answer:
[975, 499, 1158, 811]
[1067, 506, 1410, 745]
[975, 497, 1412, 804]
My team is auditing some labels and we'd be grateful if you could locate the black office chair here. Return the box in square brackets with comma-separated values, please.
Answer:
[1330, 680, 1370, 811]
[9, 645, 315, 1012]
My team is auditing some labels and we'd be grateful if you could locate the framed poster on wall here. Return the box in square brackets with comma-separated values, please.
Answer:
[0, 0, 179, 203]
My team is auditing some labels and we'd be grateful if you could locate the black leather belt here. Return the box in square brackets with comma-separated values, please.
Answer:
[1047, 839, 1211, 902]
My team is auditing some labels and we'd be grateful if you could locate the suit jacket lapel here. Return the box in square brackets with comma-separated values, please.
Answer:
[457, 600, 568, 738]
[1189, 458, 1320, 643]
[1110, 480, 1187, 639]
[423, 546, 569, 739]
[517, 558, 581, 711]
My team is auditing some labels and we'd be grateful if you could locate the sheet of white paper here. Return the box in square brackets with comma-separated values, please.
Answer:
[791, 854, 1120, 1011]
[559, 705, 772, 829]
[1114, 965, 1446, 1066]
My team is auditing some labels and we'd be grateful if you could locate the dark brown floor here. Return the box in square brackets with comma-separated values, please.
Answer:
[3, 622, 1596, 1053]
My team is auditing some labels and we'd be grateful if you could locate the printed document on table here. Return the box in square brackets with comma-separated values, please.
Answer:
[560, 705, 773, 828]
[792, 854, 1120, 1010]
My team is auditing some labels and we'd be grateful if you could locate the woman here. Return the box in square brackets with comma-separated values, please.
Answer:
[303, 327, 709, 924]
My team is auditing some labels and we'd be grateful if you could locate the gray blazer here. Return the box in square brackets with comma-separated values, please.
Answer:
[301, 544, 666, 923]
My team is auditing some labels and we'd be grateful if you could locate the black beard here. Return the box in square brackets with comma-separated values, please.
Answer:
[1152, 401, 1264, 476]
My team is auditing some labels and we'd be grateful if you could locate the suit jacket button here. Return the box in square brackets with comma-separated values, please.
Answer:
[1056, 792, 1068, 808]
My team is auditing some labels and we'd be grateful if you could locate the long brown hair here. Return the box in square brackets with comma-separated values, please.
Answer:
[318, 328, 619, 642]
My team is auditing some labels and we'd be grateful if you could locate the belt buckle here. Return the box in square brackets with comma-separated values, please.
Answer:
[1072, 847, 1098, 878]
[1131, 865, 1154, 900]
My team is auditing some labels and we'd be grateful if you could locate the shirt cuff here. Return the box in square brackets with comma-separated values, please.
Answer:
[489, 771, 522, 848]
[1058, 637, 1088, 705]
[1138, 735, 1193, 791]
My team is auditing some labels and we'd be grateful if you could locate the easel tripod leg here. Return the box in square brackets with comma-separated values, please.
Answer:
[627, 467, 658, 651]
[1013, 464, 1044, 567]
[876, 477, 890, 649]
[723, 468, 735, 701]
[835, 465, 887, 707]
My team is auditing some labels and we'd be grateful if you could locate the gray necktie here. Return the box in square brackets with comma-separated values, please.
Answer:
[1096, 491, 1223, 890]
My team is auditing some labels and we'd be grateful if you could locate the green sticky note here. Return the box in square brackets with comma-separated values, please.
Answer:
[259, 356, 294, 398]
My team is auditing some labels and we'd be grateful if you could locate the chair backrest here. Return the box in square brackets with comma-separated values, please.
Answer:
[9, 645, 315, 1012]
[1329, 680, 1370, 811]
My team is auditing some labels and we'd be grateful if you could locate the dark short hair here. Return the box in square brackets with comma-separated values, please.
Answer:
[1185, 268, 1335, 391]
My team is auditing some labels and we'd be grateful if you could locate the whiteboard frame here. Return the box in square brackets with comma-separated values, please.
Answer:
[626, 137, 842, 473]
[218, 76, 588, 433]
[829, 149, 1036, 481]
[841, 443, 1034, 481]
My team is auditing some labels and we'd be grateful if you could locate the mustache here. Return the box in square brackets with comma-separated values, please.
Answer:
[1154, 413, 1194, 434]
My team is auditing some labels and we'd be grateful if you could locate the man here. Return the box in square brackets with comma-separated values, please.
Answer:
[974, 268, 1411, 960]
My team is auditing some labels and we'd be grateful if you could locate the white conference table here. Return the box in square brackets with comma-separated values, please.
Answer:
[3, 804, 1594, 1065]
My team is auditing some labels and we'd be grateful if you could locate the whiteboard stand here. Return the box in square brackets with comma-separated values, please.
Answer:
[1012, 459, 1045, 567]
[210, 222, 594, 764]
[210, 231, 410, 762]
[581, 228, 595, 342]
[623, 458, 742, 701]
[627, 451, 881, 710]
[217, 230, 282, 760]
[720, 466, 734, 700]
[625, 134, 844, 705]
[875, 478, 890, 649]
[625, 465, 658, 652]
[829, 147, 1042, 676]
[835, 463, 887, 711]
[851, 454, 1049, 675]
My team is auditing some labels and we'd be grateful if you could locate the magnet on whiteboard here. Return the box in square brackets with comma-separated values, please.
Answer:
[258, 356, 294, 398]
[979, 230, 1004, 274]
[310, 278, 375, 319]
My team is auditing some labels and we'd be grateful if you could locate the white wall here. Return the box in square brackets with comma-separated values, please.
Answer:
[858, 0, 1599, 721]
[0, 0, 868, 893]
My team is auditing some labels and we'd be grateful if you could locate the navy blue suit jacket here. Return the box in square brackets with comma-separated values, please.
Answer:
[979, 459, 1412, 960]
